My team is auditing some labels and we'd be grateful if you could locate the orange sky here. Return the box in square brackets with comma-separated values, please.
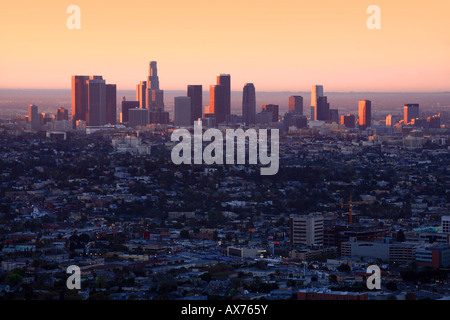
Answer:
[1, 0, 449, 91]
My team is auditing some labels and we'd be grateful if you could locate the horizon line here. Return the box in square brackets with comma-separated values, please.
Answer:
[1, 88, 449, 94]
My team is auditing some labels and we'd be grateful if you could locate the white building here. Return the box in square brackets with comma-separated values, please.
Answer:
[112, 135, 151, 155]
[290, 214, 324, 246]
[442, 216, 450, 234]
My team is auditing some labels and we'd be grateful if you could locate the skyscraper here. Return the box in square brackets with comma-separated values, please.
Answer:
[174, 96, 192, 127]
[242, 83, 256, 125]
[129, 108, 149, 128]
[121, 99, 139, 123]
[311, 85, 324, 120]
[289, 95, 303, 114]
[71, 75, 89, 125]
[136, 81, 147, 109]
[187, 85, 203, 123]
[56, 107, 69, 121]
[340, 114, 355, 128]
[136, 61, 169, 124]
[106, 84, 117, 125]
[404, 104, 420, 124]
[209, 85, 225, 123]
[28, 104, 39, 130]
[87, 76, 106, 126]
[262, 104, 279, 122]
[147, 61, 160, 90]
[217, 74, 231, 120]
[72, 75, 115, 127]
[316, 96, 330, 121]
[358, 100, 372, 129]
[329, 109, 339, 123]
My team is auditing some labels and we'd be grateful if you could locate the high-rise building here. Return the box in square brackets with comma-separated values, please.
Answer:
[56, 107, 69, 121]
[427, 114, 441, 129]
[217, 74, 231, 120]
[404, 104, 420, 124]
[358, 100, 372, 129]
[147, 61, 160, 90]
[315, 96, 330, 121]
[311, 85, 324, 120]
[284, 112, 307, 130]
[187, 85, 203, 123]
[87, 76, 106, 127]
[442, 216, 450, 234]
[135, 61, 168, 124]
[242, 83, 256, 125]
[209, 85, 225, 123]
[210, 74, 231, 123]
[106, 84, 117, 125]
[71, 75, 89, 125]
[136, 81, 147, 109]
[174, 96, 192, 127]
[289, 96, 303, 114]
[121, 99, 139, 123]
[340, 114, 355, 128]
[329, 109, 339, 123]
[129, 108, 149, 128]
[290, 214, 324, 246]
[386, 114, 401, 127]
[28, 104, 39, 130]
[72, 75, 115, 127]
[262, 104, 279, 122]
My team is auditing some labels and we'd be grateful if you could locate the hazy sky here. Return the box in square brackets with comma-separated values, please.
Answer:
[1, 0, 449, 91]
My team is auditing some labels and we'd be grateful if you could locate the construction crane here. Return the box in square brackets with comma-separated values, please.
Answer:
[340, 196, 376, 225]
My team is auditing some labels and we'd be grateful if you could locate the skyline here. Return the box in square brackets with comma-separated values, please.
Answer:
[1, 0, 450, 91]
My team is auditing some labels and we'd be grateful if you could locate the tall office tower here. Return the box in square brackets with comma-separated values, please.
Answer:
[315, 96, 330, 121]
[311, 85, 324, 120]
[209, 85, 224, 122]
[442, 216, 450, 234]
[121, 99, 139, 123]
[105, 84, 117, 125]
[174, 96, 192, 127]
[56, 107, 69, 121]
[149, 110, 169, 124]
[404, 103, 420, 124]
[147, 88, 164, 111]
[289, 95, 303, 114]
[147, 61, 160, 90]
[87, 76, 106, 126]
[28, 104, 39, 130]
[290, 214, 324, 246]
[187, 85, 203, 123]
[217, 74, 231, 121]
[71, 75, 90, 125]
[242, 83, 256, 125]
[358, 100, 372, 129]
[262, 104, 279, 122]
[129, 108, 149, 128]
[340, 114, 355, 128]
[136, 81, 147, 109]
[386, 114, 394, 126]
[72, 75, 115, 127]
[329, 109, 339, 123]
